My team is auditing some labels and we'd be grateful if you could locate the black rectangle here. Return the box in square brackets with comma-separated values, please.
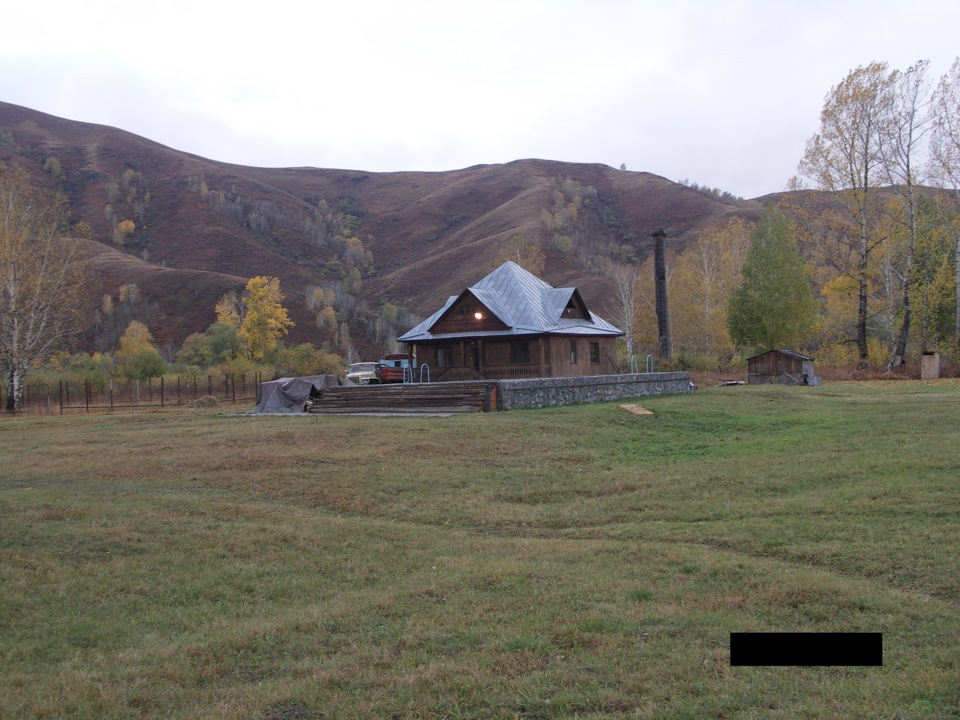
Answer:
[730, 632, 882, 666]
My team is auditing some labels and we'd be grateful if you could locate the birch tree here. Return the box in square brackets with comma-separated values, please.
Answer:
[609, 264, 640, 358]
[928, 57, 960, 343]
[799, 62, 890, 364]
[0, 165, 87, 411]
[879, 60, 932, 366]
[670, 218, 752, 356]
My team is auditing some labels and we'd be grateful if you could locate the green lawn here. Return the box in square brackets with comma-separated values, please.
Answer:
[1, 381, 958, 719]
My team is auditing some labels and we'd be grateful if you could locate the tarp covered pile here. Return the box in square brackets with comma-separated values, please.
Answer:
[250, 375, 354, 414]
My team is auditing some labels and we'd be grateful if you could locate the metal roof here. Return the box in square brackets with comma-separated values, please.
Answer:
[399, 261, 623, 342]
[746, 349, 815, 362]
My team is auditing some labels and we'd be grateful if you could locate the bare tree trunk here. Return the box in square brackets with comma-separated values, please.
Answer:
[892, 181, 917, 366]
[956, 233, 960, 344]
[857, 211, 870, 366]
[7, 365, 23, 412]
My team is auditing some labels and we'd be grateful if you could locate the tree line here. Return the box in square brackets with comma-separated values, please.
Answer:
[4, 57, 960, 408]
[610, 57, 960, 371]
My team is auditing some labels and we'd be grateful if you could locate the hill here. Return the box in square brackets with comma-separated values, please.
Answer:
[0, 101, 761, 356]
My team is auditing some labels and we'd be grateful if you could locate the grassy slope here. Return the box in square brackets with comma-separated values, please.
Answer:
[1, 382, 958, 719]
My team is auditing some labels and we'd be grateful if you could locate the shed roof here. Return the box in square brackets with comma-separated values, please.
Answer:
[746, 349, 815, 362]
[399, 261, 622, 342]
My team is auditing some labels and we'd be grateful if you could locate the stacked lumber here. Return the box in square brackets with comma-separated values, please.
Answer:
[308, 381, 497, 414]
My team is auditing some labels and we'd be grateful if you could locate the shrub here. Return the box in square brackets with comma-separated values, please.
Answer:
[123, 351, 168, 381]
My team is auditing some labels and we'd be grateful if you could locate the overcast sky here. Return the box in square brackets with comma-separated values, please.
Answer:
[3, 1, 959, 199]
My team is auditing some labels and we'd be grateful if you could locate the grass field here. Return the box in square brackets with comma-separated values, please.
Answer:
[1, 381, 959, 719]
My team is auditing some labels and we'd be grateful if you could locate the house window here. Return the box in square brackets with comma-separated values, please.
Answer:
[589, 342, 600, 364]
[437, 346, 454, 367]
[456, 303, 476, 316]
[570, 340, 578, 364]
[511, 342, 530, 364]
[563, 299, 584, 319]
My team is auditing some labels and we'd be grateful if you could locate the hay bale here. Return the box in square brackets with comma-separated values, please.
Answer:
[186, 395, 221, 409]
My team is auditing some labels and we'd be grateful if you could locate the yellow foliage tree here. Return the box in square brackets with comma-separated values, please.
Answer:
[116, 320, 156, 364]
[238, 276, 294, 361]
[0, 164, 87, 410]
[113, 219, 135, 245]
[215, 290, 245, 327]
[493, 234, 546, 277]
[670, 218, 752, 355]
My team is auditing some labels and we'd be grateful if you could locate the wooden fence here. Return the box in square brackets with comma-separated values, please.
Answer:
[0, 373, 270, 415]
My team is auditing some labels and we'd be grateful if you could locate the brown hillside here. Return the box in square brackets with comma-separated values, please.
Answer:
[0, 101, 761, 356]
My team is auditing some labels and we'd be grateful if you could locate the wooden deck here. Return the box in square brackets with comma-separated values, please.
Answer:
[308, 381, 499, 414]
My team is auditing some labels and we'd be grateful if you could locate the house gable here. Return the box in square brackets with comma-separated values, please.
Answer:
[542, 288, 589, 321]
[430, 290, 510, 335]
[398, 261, 622, 343]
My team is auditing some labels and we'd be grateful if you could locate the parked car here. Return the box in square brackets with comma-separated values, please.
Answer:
[346, 361, 382, 385]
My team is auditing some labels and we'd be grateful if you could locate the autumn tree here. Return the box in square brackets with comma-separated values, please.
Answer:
[799, 61, 890, 364]
[115, 320, 166, 380]
[493, 234, 546, 277]
[727, 205, 820, 351]
[879, 60, 932, 365]
[175, 321, 242, 368]
[670, 218, 752, 356]
[113, 219, 135, 245]
[237, 276, 294, 361]
[215, 289, 245, 326]
[116, 320, 155, 361]
[909, 196, 956, 350]
[175, 332, 210, 367]
[607, 264, 640, 358]
[929, 56, 960, 342]
[0, 165, 87, 410]
[275, 343, 344, 377]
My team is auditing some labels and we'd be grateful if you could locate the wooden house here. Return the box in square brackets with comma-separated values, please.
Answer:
[398, 261, 623, 381]
[747, 349, 821, 386]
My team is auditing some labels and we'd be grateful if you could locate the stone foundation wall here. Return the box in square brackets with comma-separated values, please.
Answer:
[496, 372, 691, 410]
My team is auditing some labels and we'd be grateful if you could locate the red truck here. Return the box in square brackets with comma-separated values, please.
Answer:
[379, 353, 414, 383]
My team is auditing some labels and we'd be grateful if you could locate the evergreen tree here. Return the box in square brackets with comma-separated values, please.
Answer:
[727, 205, 820, 350]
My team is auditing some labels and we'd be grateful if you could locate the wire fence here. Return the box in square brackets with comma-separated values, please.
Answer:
[0, 373, 272, 415]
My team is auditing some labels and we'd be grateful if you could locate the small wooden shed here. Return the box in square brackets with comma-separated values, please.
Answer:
[747, 349, 821, 386]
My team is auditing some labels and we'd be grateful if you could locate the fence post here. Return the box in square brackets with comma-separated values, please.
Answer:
[232, 374, 236, 404]
[109, 380, 114, 412]
[161, 377, 165, 407]
[59, 380, 64, 415]
[65, 380, 70, 406]
[208, 375, 213, 397]
[85, 379, 90, 413]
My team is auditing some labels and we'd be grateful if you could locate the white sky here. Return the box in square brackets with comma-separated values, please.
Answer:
[2, 0, 959, 199]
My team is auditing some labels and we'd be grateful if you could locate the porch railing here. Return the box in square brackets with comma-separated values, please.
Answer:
[430, 364, 547, 381]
